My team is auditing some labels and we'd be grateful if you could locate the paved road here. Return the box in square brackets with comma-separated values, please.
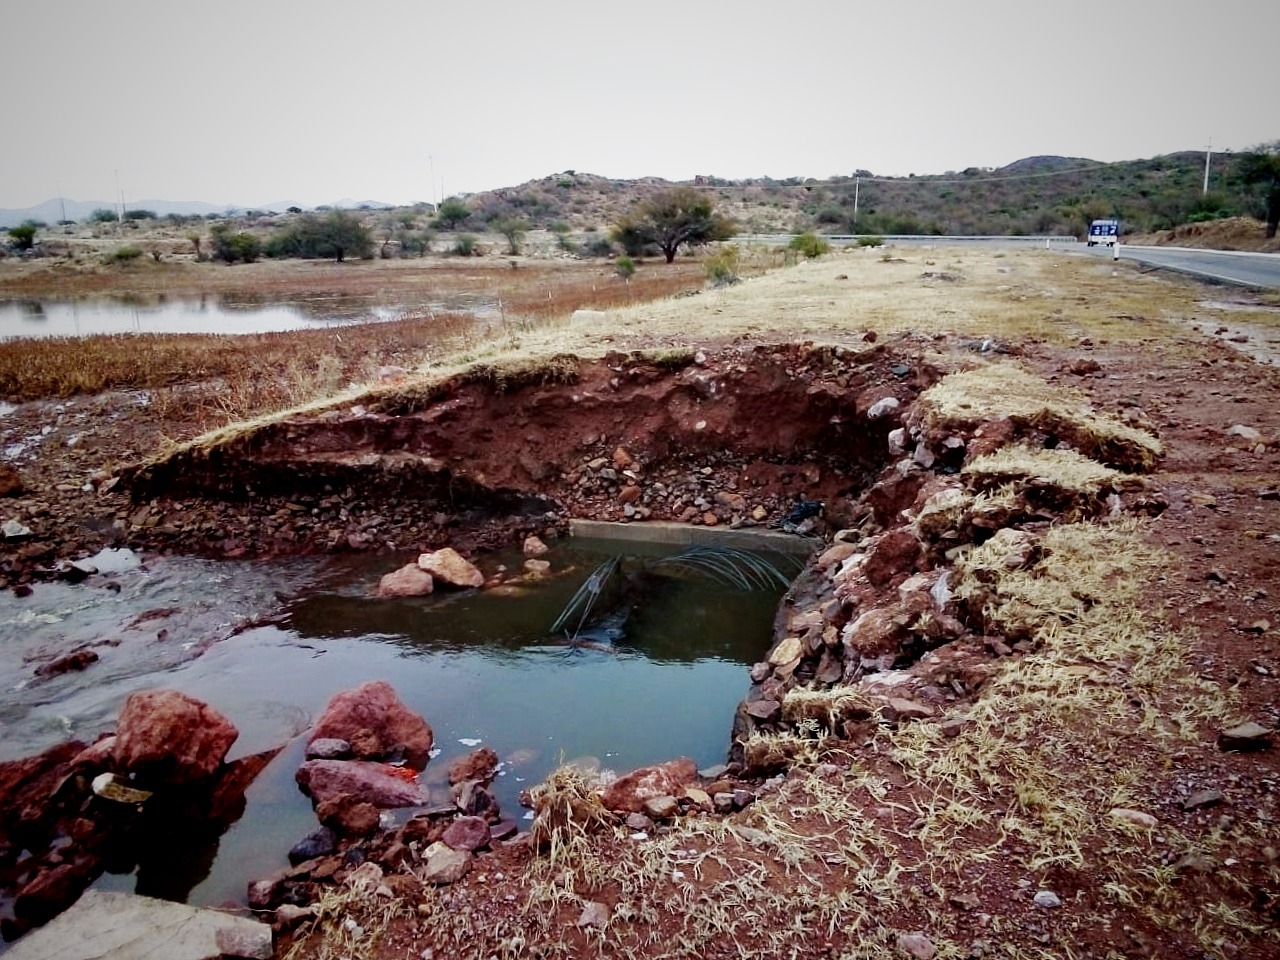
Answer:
[1085, 245, 1280, 290]
[735, 234, 1077, 248]
[735, 233, 1280, 289]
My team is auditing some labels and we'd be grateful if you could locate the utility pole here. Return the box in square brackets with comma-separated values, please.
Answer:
[1203, 138, 1213, 196]
[114, 169, 122, 221]
[429, 155, 436, 208]
[852, 175, 860, 233]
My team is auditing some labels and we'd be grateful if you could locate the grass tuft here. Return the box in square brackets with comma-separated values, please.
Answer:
[919, 363, 1162, 471]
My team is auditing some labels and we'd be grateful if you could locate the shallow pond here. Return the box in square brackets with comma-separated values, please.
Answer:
[0, 539, 794, 908]
[0, 292, 498, 339]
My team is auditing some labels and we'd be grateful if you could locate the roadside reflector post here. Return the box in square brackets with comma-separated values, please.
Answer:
[1113, 243, 1120, 262]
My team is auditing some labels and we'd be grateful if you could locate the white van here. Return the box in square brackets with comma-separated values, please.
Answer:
[1087, 219, 1120, 247]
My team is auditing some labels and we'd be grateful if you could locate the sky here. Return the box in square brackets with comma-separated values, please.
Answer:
[1, 0, 1276, 209]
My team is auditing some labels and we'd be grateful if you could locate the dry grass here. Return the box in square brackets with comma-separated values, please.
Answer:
[919, 363, 1162, 470]
[962, 445, 1129, 497]
[378, 520, 1264, 959]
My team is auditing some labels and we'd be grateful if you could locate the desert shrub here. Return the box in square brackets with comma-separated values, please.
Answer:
[614, 254, 636, 280]
[7, 224, 37, 251]
[789, 232, 830, 258]
[210, 225, 261, 264]
[492, 217, 529, 255]
[611, 216, 651, 258]
[434, 197, 471, 230]
[107, 244, 144, 262]
[265, 211, 372, 262]
[857, 235, 884, 247]
[124, 209, 157, 221]
[397, 227, 433, 257]
[452, 234, 478, 256]
[704, 244, 741, 284]
[584, 235, 615, 257]
[89, 208, 119, 223]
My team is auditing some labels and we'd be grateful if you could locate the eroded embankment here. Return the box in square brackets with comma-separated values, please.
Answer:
[122, 342, 939, 555]
[733, 362, 1166, 768]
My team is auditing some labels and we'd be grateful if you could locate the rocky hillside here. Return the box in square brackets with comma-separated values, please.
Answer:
[454, 150, 1277, 240]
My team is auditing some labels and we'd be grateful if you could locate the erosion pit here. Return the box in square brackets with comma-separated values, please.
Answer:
[123, 342, 938, 556]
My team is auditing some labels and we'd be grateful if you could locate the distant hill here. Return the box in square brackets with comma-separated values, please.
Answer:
[5, 148, 1274, 239]
[0, 197, 392, 228]
[450, 151, 1274, 239]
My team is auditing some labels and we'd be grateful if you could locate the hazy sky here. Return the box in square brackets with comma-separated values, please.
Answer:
[2, 0, 1276, 208]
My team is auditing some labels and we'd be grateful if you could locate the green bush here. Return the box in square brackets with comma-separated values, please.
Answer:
[211, 225, 261, 264]
[434, 198, 471, 230]
[452, 234, 478, 256]
[492, 217, 529, 255]
[788, 232, 830, 258]
[124, 209, 157, 221]
[107, 244, 144, 262]
[614, 254, 636, 280]
[584, 235, 615, 257]
[704, 245, 741, 284]
[857, 235, 885, 247]
[264, 211, 372, 262]
[89, 208, 119, 223]
[7, 224, 37, 251]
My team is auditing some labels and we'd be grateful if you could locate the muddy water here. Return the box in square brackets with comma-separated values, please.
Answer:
[0, 292, 499, 339]
[0, 540, 790, 908]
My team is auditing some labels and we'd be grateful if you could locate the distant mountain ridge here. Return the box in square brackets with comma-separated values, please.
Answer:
[0, 197, 392, 228]
[4, 146, 1274, 236]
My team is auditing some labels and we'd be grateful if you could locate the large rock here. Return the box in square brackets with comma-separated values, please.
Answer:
[296, 759, 433, 808]
[862, 529, 922, 587]
[441, 816, 491, 852]
[417, 547, 484, 589]
[448, 747, 499, 785]
[308, 680, 433, 768]
[421, 842, 472, 885]
[4, 889, 272, 960]
[600, 758, 698, 814]
[0, 463, 24, 498]
[377, 563, 434, 598]
[112, 690, 238, 788]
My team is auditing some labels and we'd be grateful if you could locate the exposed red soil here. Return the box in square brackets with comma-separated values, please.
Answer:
[2, 315, 1280, 957]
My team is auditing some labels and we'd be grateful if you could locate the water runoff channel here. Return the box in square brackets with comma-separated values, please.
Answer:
[0, 529, 807, 909]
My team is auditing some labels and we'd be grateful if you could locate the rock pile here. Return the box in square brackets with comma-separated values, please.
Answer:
[251, 682, 519, 929]
[0, 689, 270, 941]
[734, 365, 1167, 764]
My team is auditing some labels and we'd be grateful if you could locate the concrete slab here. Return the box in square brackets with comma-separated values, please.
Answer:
[569, 519, 817, 557]
[6, 889, 273, 960]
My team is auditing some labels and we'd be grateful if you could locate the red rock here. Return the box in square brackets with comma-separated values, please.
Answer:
[112, 690, 239, 787]
[34, 648, 99, 677]
[618, 485, 642, 505]
[13, 860, 98, 926]
[317, 797, 382, 837]
[841, 607, 907, 659]
[417, 547, 484, 588]
[308, 680, 434, 768]
[377, 563, 434, 598]
[867, 471, 925, 526]
[600, 758, 698, 814]
[522, 535, 549, 557]
[862, 529, 921, 587]
[296, 759, 433, 808]
[442, 815, 491, 852]
[0, 740, 86, 847]
[966, 416, 1017, 459]
[0, 463, 24, 498]
[448, 747, 499, 785]
[70, 736, 117, 773]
